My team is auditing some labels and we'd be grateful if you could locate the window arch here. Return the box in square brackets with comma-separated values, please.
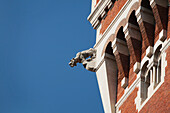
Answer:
[154, 45, 162, 86]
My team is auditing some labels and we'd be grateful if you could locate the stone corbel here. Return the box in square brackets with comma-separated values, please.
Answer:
[112, 38, 129, 78]
[135, 6, 155, 48]
[124, 23, 142, 63]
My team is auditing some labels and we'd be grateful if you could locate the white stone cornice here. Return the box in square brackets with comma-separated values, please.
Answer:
[87, 0, 113, 29]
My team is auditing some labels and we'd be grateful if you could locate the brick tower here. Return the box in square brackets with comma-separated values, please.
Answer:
[69, 0, 169, 113]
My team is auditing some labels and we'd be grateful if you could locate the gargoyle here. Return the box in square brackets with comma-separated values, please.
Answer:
[69, 48, 96, 68]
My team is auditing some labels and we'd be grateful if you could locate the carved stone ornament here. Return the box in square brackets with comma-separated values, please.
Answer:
[69, 48, 97, 72]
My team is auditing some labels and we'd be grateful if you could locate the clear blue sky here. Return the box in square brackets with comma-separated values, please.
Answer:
[0, 0, 104, 113]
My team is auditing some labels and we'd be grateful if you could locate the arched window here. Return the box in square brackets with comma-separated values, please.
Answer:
[154, 45, 162, 86]
[141, 61, 150, 101]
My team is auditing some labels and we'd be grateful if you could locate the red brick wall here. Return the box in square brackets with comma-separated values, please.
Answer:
[139, 21, 155, 60]
[100, 0, 128, 34]
[168, 5, 170, 39]
[119, 88, 138, 113]
[117, 78, 124, 102]
[153, 4, 168, 43]
[154, 25, 160, 44]
[116, 66, 137, 102]
[96, 0, 100, 4]
[128, 68, 137, 87]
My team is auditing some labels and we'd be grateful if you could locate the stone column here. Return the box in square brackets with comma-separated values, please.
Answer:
[148, 67, 154, 97]
[140, 77, 147, 101]
[96, 53, 117, 113]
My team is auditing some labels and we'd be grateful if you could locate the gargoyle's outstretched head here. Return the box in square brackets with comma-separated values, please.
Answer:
[69, 58, 77, 67]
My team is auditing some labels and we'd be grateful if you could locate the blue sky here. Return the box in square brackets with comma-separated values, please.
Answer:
[0, 0, 104, 113]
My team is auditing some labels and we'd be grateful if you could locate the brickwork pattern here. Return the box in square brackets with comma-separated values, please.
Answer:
[119, 88, 138, 113]
[100, 0, 128, 34]
[168, 5, 170, 39]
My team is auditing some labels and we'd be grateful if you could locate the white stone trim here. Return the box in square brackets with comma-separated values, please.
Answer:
[115, 75, 141, 113]
[88, 0, 113, 29]
[136, 6, 154, 25]
[149, 0, 168, 8]
[141, 56, 150, 69]
[159, 29, 167, 42]
[149, 0, 156, 8]
[95, 53, 115, 72]
[146, 46, 153, 58]
[124, 23, 141, 41]
[91, 0, 97, 12]
[135, 39, 169, 111]
[118, 110, 121, 113]
[161, 38, 170, 52]
[135, 58, 166, 111]
[93, 0, 133, 48]
[121, 77, 128, 89]
[154, 39, 163, 54]
[112, 38, 129, 56]
[134, 62, 141, 74]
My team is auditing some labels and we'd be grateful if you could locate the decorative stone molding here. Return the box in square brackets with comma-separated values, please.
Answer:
[123, 22, 142, 63]
[136, 6, 154, 25]
[112, 38, 129, 56]
[146, 46, 153, 58]
[95, 52, 115, 72]
[159, 29, 167, 42]
[135, 38, 169, 111]
[135, 53, 166, 111]
[136, 6, 155, 49]
[116, 75, 141, 113]
[133, 62, 141, 74]
[121, 77, 128, 89]
[149, 0, 168, 8]
[87, 0, 113, 29]
[124, 23, 141, 41]
[91, 0, 96, 12]
[112, 38, 130, 78]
